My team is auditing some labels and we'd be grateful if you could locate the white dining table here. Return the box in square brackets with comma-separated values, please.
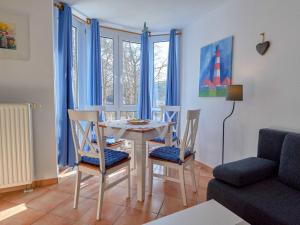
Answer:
[98, 120, 174, 201]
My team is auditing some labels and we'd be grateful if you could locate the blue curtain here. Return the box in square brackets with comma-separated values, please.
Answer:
[138, 31, 151, 119]
[87, 19, 102, 106]
[55, 4, 75, 166]
[166, 29, 180, 106]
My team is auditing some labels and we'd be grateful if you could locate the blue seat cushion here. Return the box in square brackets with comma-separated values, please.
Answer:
[150, 134, 178, 144]
[81, 149, 129, 168]
[149, 146, 192, 164]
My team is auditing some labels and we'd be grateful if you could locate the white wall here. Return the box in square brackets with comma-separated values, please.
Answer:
[0, 0, 57, 180]
[181, 0, 300, 167]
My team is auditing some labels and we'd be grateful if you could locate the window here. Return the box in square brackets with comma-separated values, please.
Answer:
[101, 29, 141, 119]
[150, 36, 170, 118]
[71, 26, 78, 107]
[71, 17, 86, 108]
[152, 41, 169, 108]
[71, 20, 170, 120]
[101, 37, 114, 105]
[121, 41, 141, 105]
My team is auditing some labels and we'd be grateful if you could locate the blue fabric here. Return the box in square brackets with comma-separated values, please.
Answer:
[87, 19, 102, 107]
[166, 29, 180, 106]
[55, 4, 75, 166]
[149, 146, 191, 164]
[81, 149, 129, 168]
[138, 31, 151, 119]
[150, 134, 178, 144]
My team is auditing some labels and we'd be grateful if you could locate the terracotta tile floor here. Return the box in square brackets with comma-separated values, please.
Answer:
[0, 164, 212, 225]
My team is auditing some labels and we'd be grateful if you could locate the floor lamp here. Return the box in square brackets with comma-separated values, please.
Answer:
[222, 85, 243, 164]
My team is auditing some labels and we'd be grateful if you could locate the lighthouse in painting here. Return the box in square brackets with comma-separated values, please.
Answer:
[199, 36, 233, 97]
[213, 47, 221, 86]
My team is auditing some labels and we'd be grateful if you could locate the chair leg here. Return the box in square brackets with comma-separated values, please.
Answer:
[190, 162, 200, 202]
[127, 164, 131, 198]
[96, 174, 105, 221]
[148, 159, 153, 195]
[190, 163, 197, 193]
[73, 170, 81, 209]
[179, 166, 187, 206]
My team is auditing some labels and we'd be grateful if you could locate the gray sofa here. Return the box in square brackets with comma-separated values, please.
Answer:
[207, 128, 300, 225]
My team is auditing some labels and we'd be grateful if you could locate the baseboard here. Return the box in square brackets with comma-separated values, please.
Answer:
[194, 160, 213, 173]
[0, 177, 58, 194]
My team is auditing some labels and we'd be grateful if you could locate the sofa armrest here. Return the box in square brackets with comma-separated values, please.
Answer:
[213, 157, 277, 187]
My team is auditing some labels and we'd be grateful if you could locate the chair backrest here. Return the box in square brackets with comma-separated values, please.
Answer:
[160, 105, 181, 135]
[180, 109, 200, 161]
[68, 109, 106, 173]
[79, 105, 106, 121]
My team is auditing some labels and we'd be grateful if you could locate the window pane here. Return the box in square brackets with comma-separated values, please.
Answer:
[72, 26, 78, 107]
[153, 41, 169, 108]
[120, 111, 137, 120]
[121, 41, 141, 105]
[101, 37, 114, 105]
[105, 111, 116, 121]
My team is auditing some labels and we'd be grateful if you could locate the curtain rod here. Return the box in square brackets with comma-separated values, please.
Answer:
[54, 2, 181, 37]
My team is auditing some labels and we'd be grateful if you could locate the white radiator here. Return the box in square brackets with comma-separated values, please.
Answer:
[0, 104, 34, 188]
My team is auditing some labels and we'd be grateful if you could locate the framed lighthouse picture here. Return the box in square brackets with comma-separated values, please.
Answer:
[199, 36, 233, 97]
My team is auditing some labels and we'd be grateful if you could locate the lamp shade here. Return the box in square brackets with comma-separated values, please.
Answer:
[226, 85, 243, 101]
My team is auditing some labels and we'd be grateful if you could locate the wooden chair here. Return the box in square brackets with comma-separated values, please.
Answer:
[148, 109, 200, 206]
[79, 105, 124, 149]
[146, 105, 180, 175]
[147, 105, 181, 150]
[68, 110, 131, 220]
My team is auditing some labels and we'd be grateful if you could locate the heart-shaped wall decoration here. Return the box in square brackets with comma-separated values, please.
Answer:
[256, 41, 270, 55]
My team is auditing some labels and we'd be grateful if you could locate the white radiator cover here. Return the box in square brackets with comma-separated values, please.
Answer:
[0, 104, 34, 188]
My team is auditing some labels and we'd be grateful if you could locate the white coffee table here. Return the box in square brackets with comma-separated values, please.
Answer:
[144, 200, 250, 225]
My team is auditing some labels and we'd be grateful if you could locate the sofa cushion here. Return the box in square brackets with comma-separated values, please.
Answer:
[257, 128, 289, 163]
[207, 178, 300, 225]
[278, 133, 300, 191]
[213, 157, 277, 187]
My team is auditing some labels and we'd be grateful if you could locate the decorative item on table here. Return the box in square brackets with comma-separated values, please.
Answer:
[0, 9, 29, 60]
[127, 119, 150, 125]
[222, 84, 243, 164]
[256, 32, 270, 55]
[199, 36, 233, 97]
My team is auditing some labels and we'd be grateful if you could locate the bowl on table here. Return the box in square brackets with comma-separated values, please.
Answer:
[127, 119, 150, 125]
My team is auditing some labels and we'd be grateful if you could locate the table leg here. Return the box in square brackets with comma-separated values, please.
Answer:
[135, 135, 146, 201]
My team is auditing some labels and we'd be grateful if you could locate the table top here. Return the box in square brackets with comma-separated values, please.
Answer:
[98, 120, 174, 133]
[143, 200, 250, 225]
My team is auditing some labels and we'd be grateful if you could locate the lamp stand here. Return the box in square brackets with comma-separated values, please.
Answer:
[222, 101, 236, 164]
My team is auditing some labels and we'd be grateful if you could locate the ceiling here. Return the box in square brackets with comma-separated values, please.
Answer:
[63, 0, 230, 33]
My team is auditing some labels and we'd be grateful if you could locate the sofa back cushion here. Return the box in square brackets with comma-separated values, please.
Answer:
[257, 129, 289, 163]
[278, 133, 300, 190]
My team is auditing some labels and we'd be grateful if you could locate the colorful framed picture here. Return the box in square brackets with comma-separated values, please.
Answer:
[0, 9, 29, 60]
[199, 36, 233, 97]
